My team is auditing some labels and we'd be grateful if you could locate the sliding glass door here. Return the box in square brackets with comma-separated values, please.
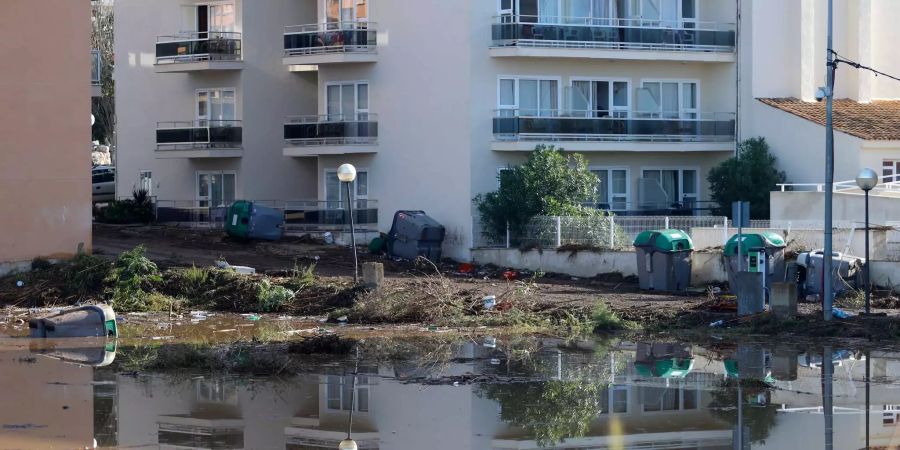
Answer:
[196, 88, 236, 126]
[638, 81, 697, 119]
[499, 77, 559, 117]
[570, 80, 629, 118]
[326, 82, 369, 121]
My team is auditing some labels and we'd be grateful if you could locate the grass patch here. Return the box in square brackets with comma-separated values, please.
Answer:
[257, 278, 296, 312]
[590, 301, 636, 332]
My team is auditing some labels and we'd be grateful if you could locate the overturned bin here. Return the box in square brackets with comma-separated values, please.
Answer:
[633, 230, 694, 292]
[29, 305, 117, 338]
[797, 250, 863, 297]
[724, 232, 787, 292]
[225, 200, 285, 241]
[387, 210, 446, 262]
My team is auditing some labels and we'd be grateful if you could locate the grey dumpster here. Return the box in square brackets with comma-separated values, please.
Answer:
[797, 250, 864, 297]
[387, 211, 446, 262]
[724, 232, 787, 292]
[633, 230, 694, 292]
[29, 305, 117, 338]
[225, 201, 284, 241]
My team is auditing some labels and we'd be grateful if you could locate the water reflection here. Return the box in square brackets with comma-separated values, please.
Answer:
[0, 336, 897, 449]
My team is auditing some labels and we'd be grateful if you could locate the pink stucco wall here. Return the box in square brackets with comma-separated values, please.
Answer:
[0, 0, 92, 267]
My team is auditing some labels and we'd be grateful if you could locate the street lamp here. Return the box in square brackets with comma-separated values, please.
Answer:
[338, 439, 358, 450]
[856, 168, 878, 315]
[337, 163, 359, 283]
[338, 346, 361, 450]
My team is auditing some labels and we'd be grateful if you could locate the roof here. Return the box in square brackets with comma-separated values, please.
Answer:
[758, 97, 900, 141]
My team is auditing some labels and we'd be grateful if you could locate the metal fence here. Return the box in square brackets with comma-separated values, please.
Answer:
[473, 215, 875, 251]
[150, 199, 379, 233]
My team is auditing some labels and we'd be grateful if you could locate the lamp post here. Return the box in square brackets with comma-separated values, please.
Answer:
[338, 347, 361, 450]
[337, 164, 359, 284]
[856, 168, 878, 315]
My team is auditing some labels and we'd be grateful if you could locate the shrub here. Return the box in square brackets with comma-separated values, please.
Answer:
[106, 245, 162, 311]
[64, 254, 113, 297]
[257, 278, 295, 312]
[707, 138, 786, 219]
[474, 145, 599, 244]
[591, 301, 633, 332]
[96, 189, 155, 224]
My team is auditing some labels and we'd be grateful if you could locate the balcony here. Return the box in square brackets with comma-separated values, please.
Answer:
[91, 50, 102, 97]
[156, 120, 243, 158]
[490, 17, 735, 63]
[283, 114, 378, 156]
[155, 32, 243, 73]
[491, 110, 735, 152]
[283, 22, 377, 70]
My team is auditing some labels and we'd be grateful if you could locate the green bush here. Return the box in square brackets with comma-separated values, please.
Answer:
[257, 278, 295, 312]
[64, 254, 113, 297]
[96, 189, 154, 224]
[106, 245, 162, 311]
[707, 138, 786, 219]
[591, 301, 634, 332]
[474, 145, 599, 244]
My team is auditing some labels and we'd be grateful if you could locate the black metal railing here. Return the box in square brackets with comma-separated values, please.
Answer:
[156, 120, 243, 149]
[284, 114, 378, 146]
[284, 22, 377, 56]
[492, 16, 735, 52]
[493, 110, 735, 142]
[156, 32, 242, 64]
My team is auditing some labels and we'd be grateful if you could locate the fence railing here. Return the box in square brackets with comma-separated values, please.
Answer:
[152, 199, 379, 232]
[156, 31, 242, 64]
[284, 22, 377, 56]
[473, 215, 875, 251]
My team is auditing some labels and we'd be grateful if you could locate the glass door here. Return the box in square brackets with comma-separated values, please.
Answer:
[519, 79, 558, 117]
[326, 0, 368, 26]
[639, 81, 696, 119]
[641, 169, 697, 209]
[197, 89, 236, 127]
[326, 82, 369, 121]
[196, 172, 236, 208]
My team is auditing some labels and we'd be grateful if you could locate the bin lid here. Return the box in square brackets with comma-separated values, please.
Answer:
[633, 230, 694, 252]
[635, 358, 694, 378]
[724, 232, 786, 256]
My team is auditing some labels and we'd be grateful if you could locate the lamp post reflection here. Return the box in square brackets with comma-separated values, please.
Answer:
[823, 346, 834, 450]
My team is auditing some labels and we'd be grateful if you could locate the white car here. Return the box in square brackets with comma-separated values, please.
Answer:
[92, 166, 115, 203]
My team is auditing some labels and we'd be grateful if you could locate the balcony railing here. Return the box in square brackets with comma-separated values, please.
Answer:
[284, 22, 377, 56]
[284, 114, 378, 146]
[156, 120, 243, 149]
[91, 50, 101, 85]
[156, 32, 242, 64]
[492, 16, 735, 52]
[493, 110, 735, 142]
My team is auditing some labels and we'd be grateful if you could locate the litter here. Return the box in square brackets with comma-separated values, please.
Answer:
[243, 314, 261, 321]
[832, 307, 854, 320]
[323, 232, 335, 244]
[483, 295, 497, 311]
[458, 263, 475, 274]
[490, 358, 501, 365]
[709, 320, 725, 328]
[231, 266, 256, 275]
[212, 329, 238, 333]
[16, 280, 24, 288]
[483, 337, 497, 348]
[503, 271, 518, 281]
[336, 315, 348, 323]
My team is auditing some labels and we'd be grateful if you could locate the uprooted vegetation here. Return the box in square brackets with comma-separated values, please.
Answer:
[0, 246, 634, 334]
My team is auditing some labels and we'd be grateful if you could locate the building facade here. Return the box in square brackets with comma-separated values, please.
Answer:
[0, 0, 92, 275]
[114, 0, 739, 260]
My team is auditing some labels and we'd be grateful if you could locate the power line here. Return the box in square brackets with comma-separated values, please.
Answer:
[830, 50, 900, 84]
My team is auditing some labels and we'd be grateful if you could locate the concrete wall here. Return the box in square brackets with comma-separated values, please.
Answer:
[471, 248, 727, 286]
[0, 0, 92, 273]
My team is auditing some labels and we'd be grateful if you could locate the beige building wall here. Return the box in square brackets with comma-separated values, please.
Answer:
[0, 0, 92, 273]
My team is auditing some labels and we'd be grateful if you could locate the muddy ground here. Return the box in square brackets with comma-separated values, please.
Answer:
[4, 224, 900, 341]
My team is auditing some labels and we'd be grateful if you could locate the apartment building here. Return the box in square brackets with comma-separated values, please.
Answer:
[740, 0, 900, 186]
[115, 0, 738, 260]
[0, 0, 92, 275]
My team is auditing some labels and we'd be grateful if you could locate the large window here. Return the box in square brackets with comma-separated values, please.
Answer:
[196, 88, 236, 126]
[499, 0, 696, 26]
[326, 373, 371, 413]
[642, 387, 698, 412]
[637, 81, 698, 119]
[326, 82, 369, 121]
[591, 168, 629, 210]
[641, 168, 697, 208]
[183, 2, 235, 34]
[884, 160, 900, 183]
[498, 77, 560, 117]
[196, 171, 236, 208]
[599, 385, 629, 414]
[570, 79, 630, 118]
[326, 0, 368, 23]
[325, 169, 369, 208]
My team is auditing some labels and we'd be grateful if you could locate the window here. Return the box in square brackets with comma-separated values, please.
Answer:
[883, 160, 900, 183]
[570, 80, 630, 118]
[326, 374, 371, 413]
[183, 3, 235, 35]
[498, 77, 559, 117]
[591, 168, 629, 210]
[641, 168, 698, 208]
[197, 88, 236, 126]
[325, 169, 369, 208]
[638, 81, 698, 119]
[599, 385, 629, 414]
[642, 387, 697, 412]
[326, 0, 368, 23]
[139, 171, 153, 196]
[196, 171, 236, 208]
[635, 0, 696, 27]
[92, 168, 115, 184]
[326, 82, 369, 121]
[509, 0, 628, 24]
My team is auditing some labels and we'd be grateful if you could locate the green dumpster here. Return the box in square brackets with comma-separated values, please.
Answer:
[635, 358, 694, 378]
[225, 201, 284, 241]
[225, 201, 253, 238]
[633, 230, 694, 292]
[724, 232, 787, 292]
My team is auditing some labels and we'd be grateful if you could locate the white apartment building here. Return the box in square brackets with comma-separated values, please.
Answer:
[740, 0, 900, 186]
[115, 0, 739, 260]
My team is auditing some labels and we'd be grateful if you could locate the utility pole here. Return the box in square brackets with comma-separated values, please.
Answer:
[823, 0, 835, 321]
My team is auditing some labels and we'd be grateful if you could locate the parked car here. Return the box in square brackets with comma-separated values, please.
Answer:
[92, 165, 115, 203]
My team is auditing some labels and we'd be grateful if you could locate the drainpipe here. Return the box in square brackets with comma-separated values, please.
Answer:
[735, 0, 742, 156]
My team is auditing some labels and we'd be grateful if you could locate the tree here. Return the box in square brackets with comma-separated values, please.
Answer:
[91, 0, 115, 145]
[474, 145, 599, 242]
[707, 138, 786, 219]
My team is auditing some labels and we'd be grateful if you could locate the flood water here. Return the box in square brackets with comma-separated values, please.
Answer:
[1, 317, 898, 449]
